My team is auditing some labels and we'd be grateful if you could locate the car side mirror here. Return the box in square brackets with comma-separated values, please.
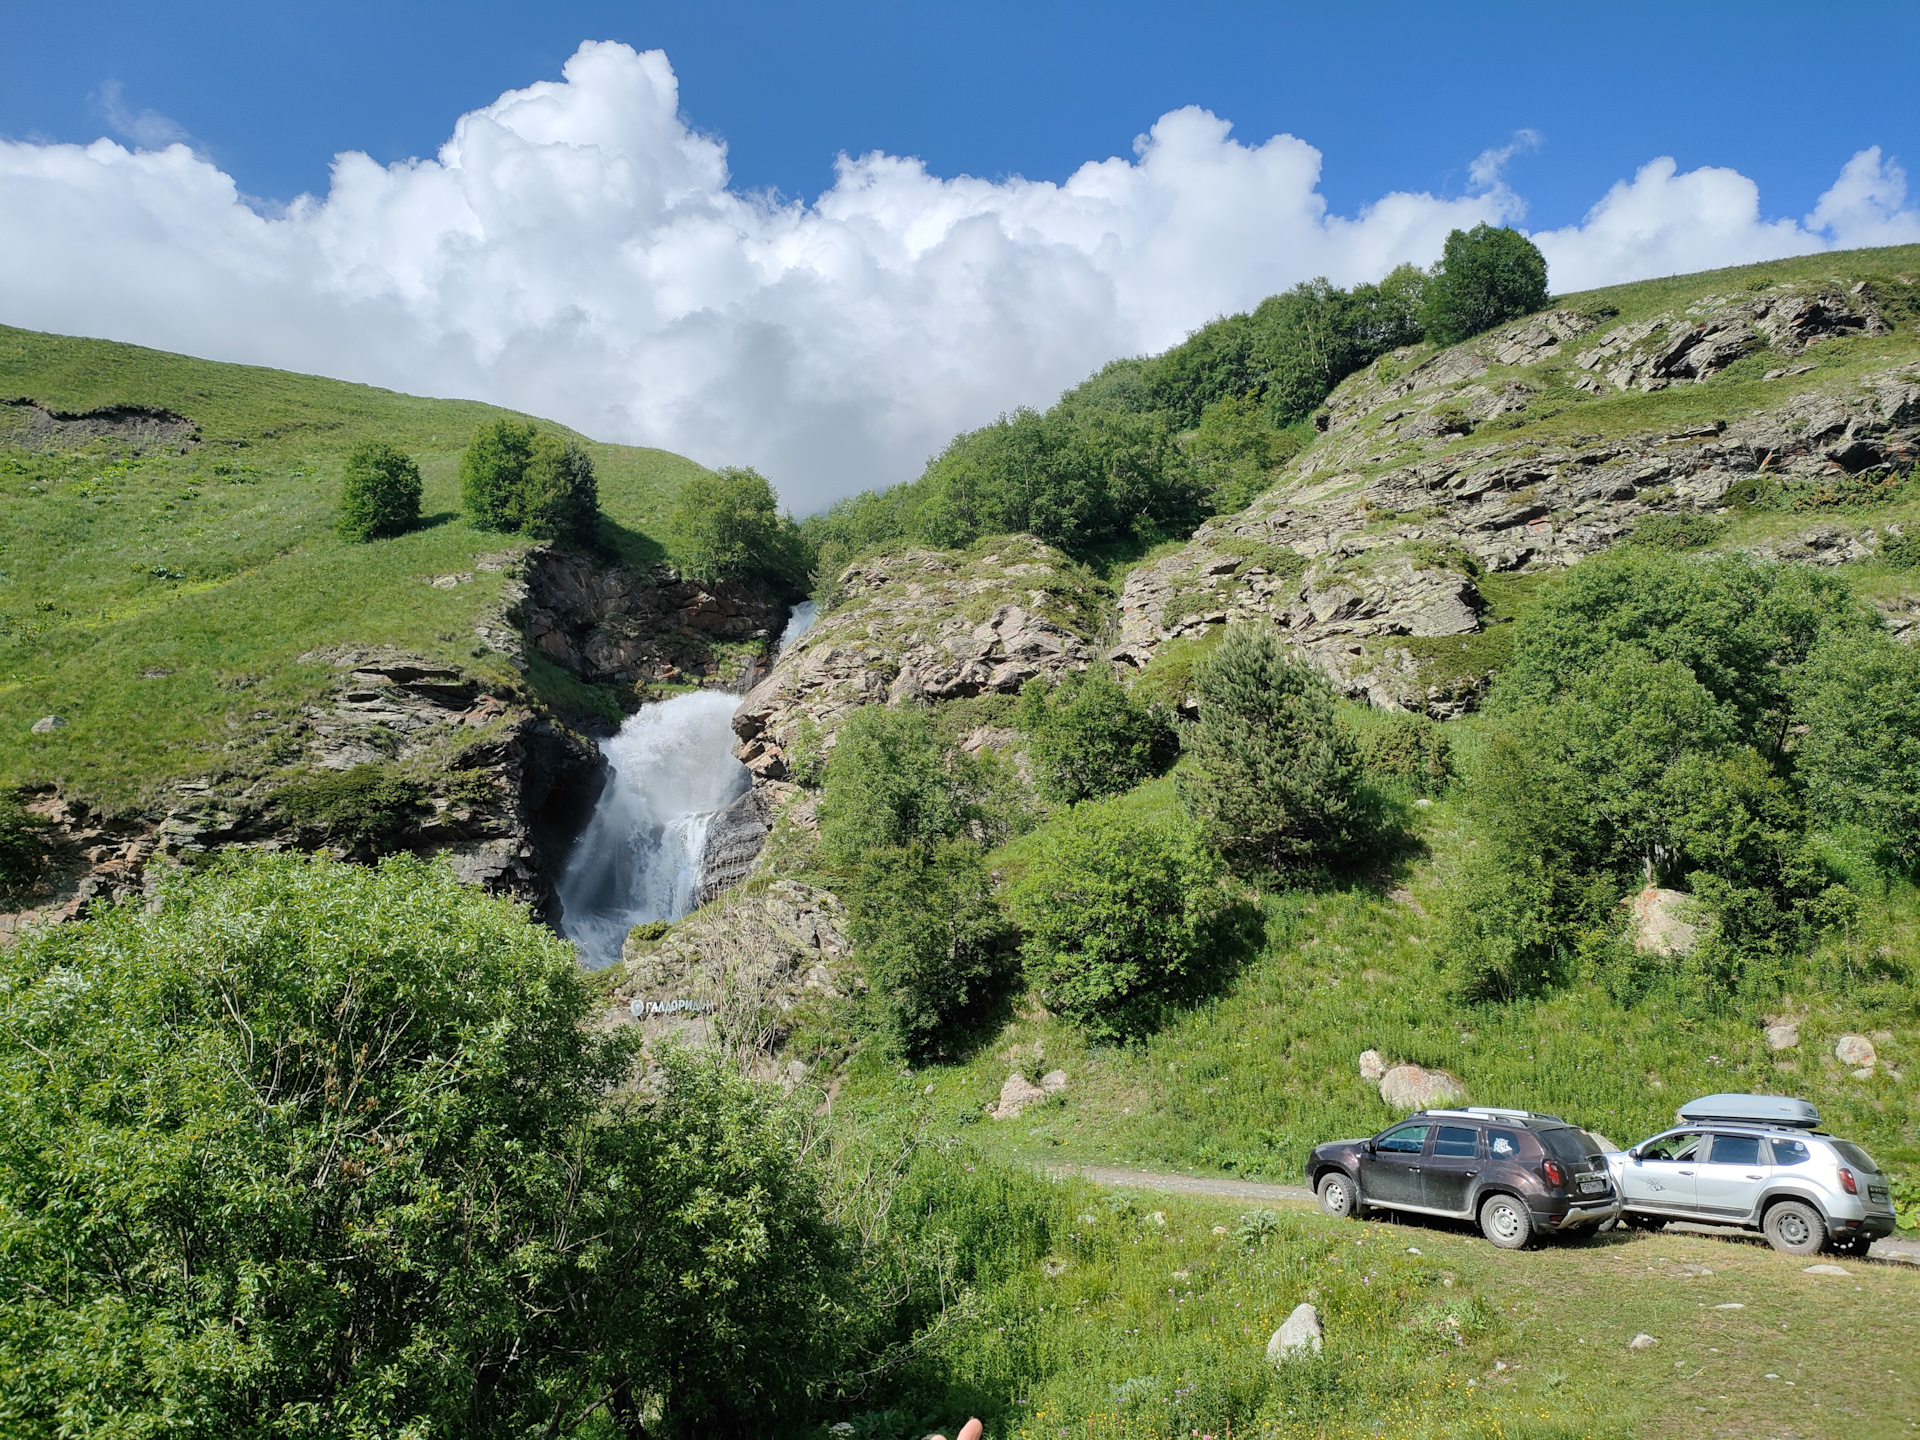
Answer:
[1365, 1139, 1377, 1154]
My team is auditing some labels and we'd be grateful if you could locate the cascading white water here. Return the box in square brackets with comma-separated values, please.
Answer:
[556, 602, 819, 968]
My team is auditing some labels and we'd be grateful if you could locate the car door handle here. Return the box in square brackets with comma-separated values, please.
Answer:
[1464, 1170, 1478, 1177]
[1746, 1173, 1763, 1180]
[1677, 1170, 1694, 1176]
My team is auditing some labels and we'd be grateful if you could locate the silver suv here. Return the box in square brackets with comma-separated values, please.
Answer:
[1609, 1093, 1897, 1256]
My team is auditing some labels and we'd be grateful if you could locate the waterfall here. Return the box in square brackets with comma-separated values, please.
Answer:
[556, 602, 819, 969]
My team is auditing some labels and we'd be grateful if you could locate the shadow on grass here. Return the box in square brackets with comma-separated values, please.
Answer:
[415, 510, 460, 531]
[591, 513, 668, 573]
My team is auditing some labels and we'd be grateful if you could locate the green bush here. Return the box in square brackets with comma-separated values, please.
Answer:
[274, 762, 431, 852]
[1879, 526, 1920, 569]
[1177, 624, 1368, 868]
[334, 440, 422, 541]
[459, 419, 600, 542]
[0, 795, 52, 898]
[1007, 793, 1240, 1039]
[846, 842, 1012, 1058]
[0, 852, 849, 1439]
[1420, 224, 1549, 345]
[670, 465, 810, 589]
[1016, 668, 1178, 804]
[1796, 629, 1920, 864]
[817, 705, 976, 864]
[1359, 711, 1455, 795]
[1626, 512, 1725, 551]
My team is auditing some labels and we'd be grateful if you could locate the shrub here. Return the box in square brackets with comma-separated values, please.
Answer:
[671, 466, 810, 590]
[334, 440, 422, 541]
[460, 416, 537, 531]
[1016, 668, 1178, 804]
[0, 852, 849, 1439]
[1177, 624, 1368, 868]
[817, 706, 974, 864]
[1880, 527, 1920, 569]
[847, 842, 1012, 1058]
[1420, 224, 1550, 345]
[0, 795, 51, 898]
[1360, 711, 1455, 795]
[1796, 630, 1920, 864]
[459, 420, 601, 542]
[274, 762, 431, 852]
[1007, 794, 1239, 1039]
[1627, 512, 1725, 551]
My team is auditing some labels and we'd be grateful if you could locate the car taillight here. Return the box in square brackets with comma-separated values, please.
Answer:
[1838, 1166, 1858, 1196]
[1543, 1159, 1565, 1187]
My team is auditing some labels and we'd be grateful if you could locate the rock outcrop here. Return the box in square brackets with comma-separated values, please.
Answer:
[730, 536, 1102, 784]
[1628, 886, 1703, 958]
[1114, 280, 1920, 715]
[1379, 1063, 1467, 1110]
[605, 880, 850, 1063]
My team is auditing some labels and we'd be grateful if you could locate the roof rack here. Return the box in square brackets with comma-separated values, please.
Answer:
[1676, 1093, 1819, 1129]
[1420, 1106, 1568, 1124]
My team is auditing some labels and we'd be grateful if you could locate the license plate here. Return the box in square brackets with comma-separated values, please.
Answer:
[1578, 1177, 1607, 1194]
[1870, 1186, 1890, 1204]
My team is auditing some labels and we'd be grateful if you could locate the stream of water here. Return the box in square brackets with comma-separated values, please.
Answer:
[556, 601, 817, 968]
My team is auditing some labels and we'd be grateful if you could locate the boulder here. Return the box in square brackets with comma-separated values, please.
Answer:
[1379, 1064, 1467, 1110]
[1266, 1303, 1323, 1362]
[991, 1072, 1047, 1121]
[1629, 886, 1701, 957]
[1765, 1021, 1800, 1052]
[1040, 1069, 1069, 1094]
[1358, 1049, 1387, 1082]
[1627, 1333, 1658, 1351]
[29, 715, 65, 734]
[1835, 1034, 1876, 1069]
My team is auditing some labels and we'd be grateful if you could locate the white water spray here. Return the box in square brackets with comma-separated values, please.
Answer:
[556, 603, 819, 968]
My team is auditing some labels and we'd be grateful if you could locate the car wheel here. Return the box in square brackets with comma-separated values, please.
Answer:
[1829, 1233, 1875, 1258]
[1479, 1194, 1533, 1250]
[1623, 1212, 1665, 1233]
[1763, 1200, 1826, 1257]
[1317, 1171, 1359, 1220]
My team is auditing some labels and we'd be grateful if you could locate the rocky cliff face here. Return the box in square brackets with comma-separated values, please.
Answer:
[729, 535, 1104, 784]
[1117, 280, 1920, 714]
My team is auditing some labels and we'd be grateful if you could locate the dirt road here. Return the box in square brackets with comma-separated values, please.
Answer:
[1049, 1163, 1920, 1264]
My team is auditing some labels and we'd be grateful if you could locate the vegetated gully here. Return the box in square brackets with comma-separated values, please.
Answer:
[555, 602, 817, 968]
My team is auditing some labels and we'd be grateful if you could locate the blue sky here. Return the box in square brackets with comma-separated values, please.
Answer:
[3, 3, 1919, 507]
[7, 1, 1916, 228]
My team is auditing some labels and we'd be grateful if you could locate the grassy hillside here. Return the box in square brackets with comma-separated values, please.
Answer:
[0, 325, 713, 808]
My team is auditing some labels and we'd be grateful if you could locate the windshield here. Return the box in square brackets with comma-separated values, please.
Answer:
[1538, 1127, 1598, 1163]
[1831, 1140, 1881, 1174]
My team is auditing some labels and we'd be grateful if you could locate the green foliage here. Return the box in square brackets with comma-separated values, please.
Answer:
[846, 842, 1012, 1058]
[1188, 395, 1310, 512]
[1879, 526, 1920, 569]
[818, 706, 982, 864]
[1007, 792, 1241, 1040]
[1420, 224, 1550, 345]
[0, 852, 849, 1439]
[670, 465, 810, 590]
[1625, 512, 1725, 551]
[333, 440, 422, 541]
[274, 762, 431, 852]
[0, 793, 51, 897]
[459, 419, 600, 541]
[1016, 668, 1178, 805]
[1796, 630, 1920, 864]
[1359, 711, 1455, 796]
[1178, 624, 1369, 869]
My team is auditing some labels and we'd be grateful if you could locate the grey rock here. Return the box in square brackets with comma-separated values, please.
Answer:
[1835, 1034, 1877, 1069]
[1628, 1333, 1658, 1350]
[1629, 886, 1703, 958]
[1765, 1021, 1800, 1052]
[992, 1072, 1048, 1121]
[1040, 1068, 1069, 1094]
[1379, 1064, 1467, 1110]
[696, 787, 772, 904]
[29, 715, 65, 734]
[1266, 1303, 1324, 1362]
[1803, 1263, 1849, 1276]
[1358, 1049, 1387, 1082]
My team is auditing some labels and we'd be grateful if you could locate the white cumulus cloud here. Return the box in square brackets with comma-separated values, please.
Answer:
[1, 41, 1914, 511]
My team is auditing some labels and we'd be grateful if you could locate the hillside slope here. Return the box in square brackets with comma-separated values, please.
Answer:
[0, 325, 791, 927]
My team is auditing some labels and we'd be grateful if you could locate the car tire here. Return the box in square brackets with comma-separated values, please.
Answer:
[1479, 1193, 1532, 1250]
[1829, 1233, 1874, 1258]
[1623, 1212, 1665, 1233]
[1317, 1171, 1359, 1220]
[1762, 1200, 1826, 1257]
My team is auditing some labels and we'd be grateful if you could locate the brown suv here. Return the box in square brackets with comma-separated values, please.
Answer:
[1305, 1107, 1620, 1249]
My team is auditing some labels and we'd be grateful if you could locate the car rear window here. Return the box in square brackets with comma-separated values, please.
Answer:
[1769, 1138, 1811, 1166]
[1537, 1128, 1595, 1163]
[1831, 1141, 1882, 1174]
[1433, 1125, 1478, 1157]
[1707, 1134, 1764, 1166]
[1487, 1128, 1524, 1158]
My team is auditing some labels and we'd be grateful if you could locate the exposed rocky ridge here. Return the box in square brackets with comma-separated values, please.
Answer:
[729, 535, 1102, 785]
[1116, 279, 1920, 714]
[601, 879, 850, 1072]
[0, 397, 201, 452]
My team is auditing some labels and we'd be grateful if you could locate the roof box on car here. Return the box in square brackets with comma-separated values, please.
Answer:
[1677, 1093, 1820, 1129]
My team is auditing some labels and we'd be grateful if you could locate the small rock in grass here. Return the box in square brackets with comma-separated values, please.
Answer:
[1835, 1034, 1876, 1068]
[1040, 1068, 1069, 1093]
[1713, 1302, 1745, 1310]
[1765, 1021, 1800, 1051]
[30, 715, 65, 734]
[1803, 1263, 1849, 1276]
[1358, 1049, 1387, 1082]
[990, 1072, 1045, 1120]
[1628, 1333, 1658, 1350]
[1266, 1303, 1323, 1362]
[1212, 1224, 1228, 1235]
